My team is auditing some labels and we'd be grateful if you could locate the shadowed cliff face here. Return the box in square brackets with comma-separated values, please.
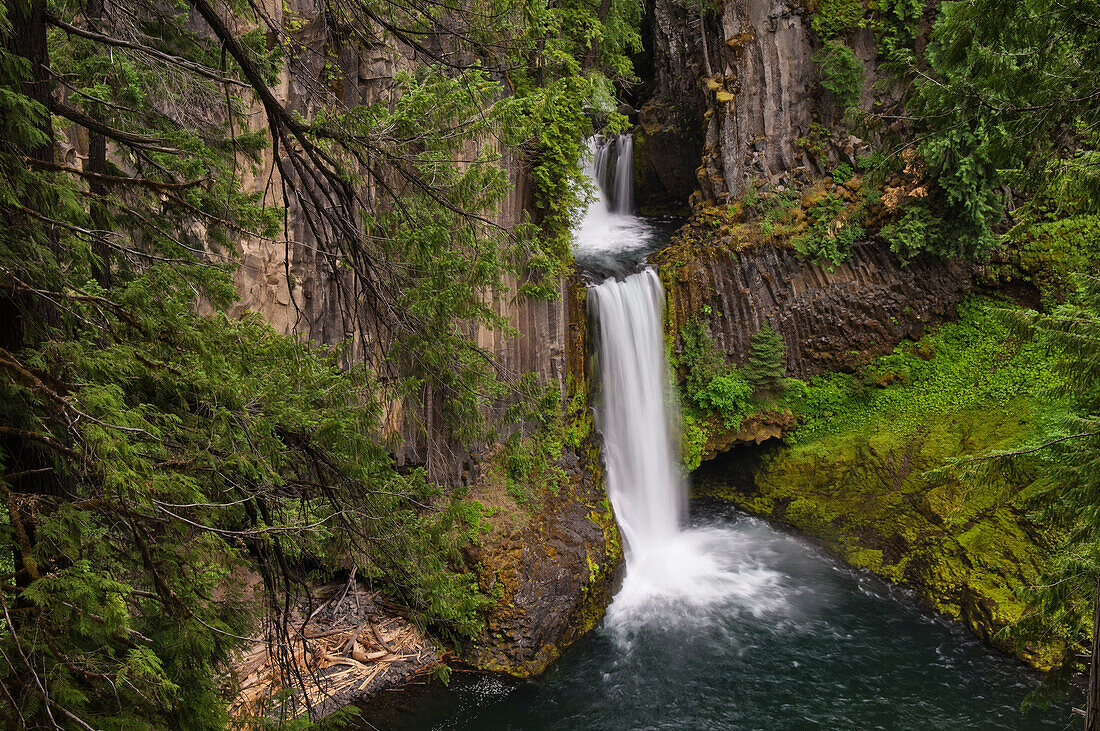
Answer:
[642, 0, 817, 206]
[657, 242, 974, 378]
[641, 0, 899, 208]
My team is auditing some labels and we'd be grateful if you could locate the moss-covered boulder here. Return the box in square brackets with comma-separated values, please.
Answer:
[460, 436, 622, 676]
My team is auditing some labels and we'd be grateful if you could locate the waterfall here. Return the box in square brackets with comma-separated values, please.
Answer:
[582, 132, 684, 566]
[575, 135, 655, 276]
[612, 134, 634, 215]
[578, 135, 770, 635]
[587, 134, 635, 215]
[590, 271, 685, 562]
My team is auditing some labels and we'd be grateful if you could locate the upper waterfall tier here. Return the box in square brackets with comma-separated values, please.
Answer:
[574, 135, 671, 278]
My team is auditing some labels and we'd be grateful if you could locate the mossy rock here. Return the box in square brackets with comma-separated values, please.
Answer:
[715, 430, 1061, 668]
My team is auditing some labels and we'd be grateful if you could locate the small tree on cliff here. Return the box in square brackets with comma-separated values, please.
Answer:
[744, 322, 787, 398]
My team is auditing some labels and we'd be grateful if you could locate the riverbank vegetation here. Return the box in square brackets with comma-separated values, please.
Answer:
[692, 296, 1069, 665]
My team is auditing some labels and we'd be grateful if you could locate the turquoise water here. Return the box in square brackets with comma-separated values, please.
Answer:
[358, 503, 1074, 730]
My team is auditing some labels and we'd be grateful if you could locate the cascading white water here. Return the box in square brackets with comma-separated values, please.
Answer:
[579, 136, 784, 637]
[612, 134, 634, 214]
[590, 270, 685, 560]
[574, 135, 657, 275]
[586, 134, 635, 214]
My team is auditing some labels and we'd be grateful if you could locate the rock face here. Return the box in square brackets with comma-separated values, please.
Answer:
[656, 241, 974, 378]
[641, 0, 899, 207]
[642, 0, 817, 205]
[458, 282, 624, 676]
[462, 446, 622, 676]
[636, 0, 708, 211]
[230, 0, 570, 488]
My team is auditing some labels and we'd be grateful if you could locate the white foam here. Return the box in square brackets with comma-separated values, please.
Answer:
[604, 527, 789, 640]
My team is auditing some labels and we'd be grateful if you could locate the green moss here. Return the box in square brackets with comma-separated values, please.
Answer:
[988, 212, 1100, 308]
[576, 498, 624, 634]
[693, 295, 1069, 668]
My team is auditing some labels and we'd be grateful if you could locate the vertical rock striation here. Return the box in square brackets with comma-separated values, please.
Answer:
[656, 241, 974, 378]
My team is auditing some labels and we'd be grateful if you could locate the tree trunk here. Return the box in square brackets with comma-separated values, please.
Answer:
[2, 0, 58, 595]
[1087, 573, 1100, 731]
[84, 0, 111, 289]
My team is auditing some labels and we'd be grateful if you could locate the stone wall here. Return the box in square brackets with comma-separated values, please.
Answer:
[657, 241, 974, 378]
[225, 0, 572, 486]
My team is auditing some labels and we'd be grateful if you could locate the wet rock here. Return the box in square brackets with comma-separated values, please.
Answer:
[461, 447, 623, 676]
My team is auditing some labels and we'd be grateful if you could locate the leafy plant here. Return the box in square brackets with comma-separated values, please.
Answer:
[791, 193, 865, 267]
[832, 162, 855, 184]
[813, 40, 865, 109]
[678, 318, 727, 406]
[796, 122, 833, 163]
[696, 370, 754, 430]
[880, 204, 945, 261]
[872, 0, 926, 65]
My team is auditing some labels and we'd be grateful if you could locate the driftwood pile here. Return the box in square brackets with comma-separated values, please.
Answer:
[229, 578, 440, 720]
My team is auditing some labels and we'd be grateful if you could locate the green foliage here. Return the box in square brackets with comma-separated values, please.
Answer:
[795, 122, 832, 163]
[965, 276, 1100, 667]
[696, 370, 754, 430]
[677, 318, 727, 405]
[871, 0, 926, 66]
[791, 192, 865, 267]
[789, 296, 1061, 444]
[675, 318, 753, 434]
[998, 212, 1100, 309]
[813, 40, 864, 109]
[880, 204, 945, 261]
[500, 0, 642, 296]
[744, 322, 787, 396]
[910, 0, 1100, 259]
[831, 162, 855, 184]
[810, 0, 868, 40]
[756, 189, 801, 238]
[495, 427, 570, 509]
[680, 412, 709, 472]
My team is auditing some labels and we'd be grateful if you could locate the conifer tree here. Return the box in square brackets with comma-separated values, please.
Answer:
[964, 275, 1100, 728]
[744, 321, 786, 397]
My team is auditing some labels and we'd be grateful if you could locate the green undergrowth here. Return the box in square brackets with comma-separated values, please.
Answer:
[694, 296, 1073, 667]
[672, 318, 798, 471]
[789, 296, 1063, 443]
[479, 378, 592, 516]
